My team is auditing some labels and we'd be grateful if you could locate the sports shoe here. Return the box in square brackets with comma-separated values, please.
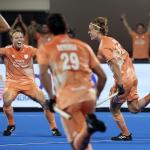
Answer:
[3, 125, 16, 136]
[111, 133, 132, 141]
[51, 128, 62, 136]
[86, 114, 106, 134]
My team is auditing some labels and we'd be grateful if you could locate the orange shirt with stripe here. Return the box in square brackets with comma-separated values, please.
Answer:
[97, 36, 137, 85]
[131, 32, 150, 59]
[0, 45, 37, 89]
[38, 34, 99, 109]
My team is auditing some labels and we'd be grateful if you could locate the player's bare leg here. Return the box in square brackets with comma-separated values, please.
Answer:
[72, 131, 92, 150]
[2, 89, 17, 136]
[73, 114, 106, 150]
[63, 101, 106, 150]
[110, 98, 132, 141]
[29, 88, 61, 136]
[128, 93, 150, 113]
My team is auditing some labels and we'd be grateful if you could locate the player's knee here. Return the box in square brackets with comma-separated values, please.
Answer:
[109, 106, 113, 113]
[3, 92, 14, 106]
[3, 105, 12, 110]
[109, 105, 121, 120]
[35, 89, 47, 108]
[42, 100, 49, 110]
[109, 105, 118, 114]
[128, 102, 141, 114]
[3, 100, 12, 107]
[36, 89, 45, 102]
[128, 106, 140, 114]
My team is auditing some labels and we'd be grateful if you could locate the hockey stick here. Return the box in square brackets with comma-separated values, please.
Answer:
[96, 92, 118, 106]
[53, 92, 118, 119]
[53, 105, 72, 120]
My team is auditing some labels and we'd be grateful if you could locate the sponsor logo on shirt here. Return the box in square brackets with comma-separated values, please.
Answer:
[24, 54, 29, 59]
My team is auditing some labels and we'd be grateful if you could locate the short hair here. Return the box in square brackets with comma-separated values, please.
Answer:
[9, 29, 23, 39]
[90, 17, 108, 35]
[136, 23, 145, 29]
[47, 13, 68, 35]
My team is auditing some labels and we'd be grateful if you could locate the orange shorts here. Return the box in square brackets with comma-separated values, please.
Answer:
[110, 79, 139, 103]
[61, 100, 95, 142]
[3, 81, 45, 104]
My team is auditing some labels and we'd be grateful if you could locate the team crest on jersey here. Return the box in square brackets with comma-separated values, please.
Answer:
[12, 55, 15, 58]
[24, 54, 29, 59]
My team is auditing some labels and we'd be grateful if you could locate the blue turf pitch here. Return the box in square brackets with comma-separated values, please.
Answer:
[0, 111, 150, 150]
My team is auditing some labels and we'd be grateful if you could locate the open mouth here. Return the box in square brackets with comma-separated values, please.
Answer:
[17, 41, 22, 47]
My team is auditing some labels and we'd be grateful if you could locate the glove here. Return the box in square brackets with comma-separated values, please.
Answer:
[47, 97, 56, 112]
[117, 84, 125, 96]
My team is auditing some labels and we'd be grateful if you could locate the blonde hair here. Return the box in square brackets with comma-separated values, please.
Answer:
[9, 29, 23, 39]
[90, 17, 108, 35]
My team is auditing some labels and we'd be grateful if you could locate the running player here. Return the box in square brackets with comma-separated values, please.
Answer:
[37, 13, 106, 150]
[88, 17, 150, 141]
[0, 29, 61, 136]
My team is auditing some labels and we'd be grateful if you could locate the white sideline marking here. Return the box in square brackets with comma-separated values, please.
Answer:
[0, 141, 68, 147]
[1, 139, 150, 147]
[1, 113, 150, 118]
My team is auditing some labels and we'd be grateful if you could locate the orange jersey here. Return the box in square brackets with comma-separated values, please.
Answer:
[131, 32, 150, 59]
[0, 45, 37, 84]
[97, 36, 137, 84]
[38, 34, 99, 109]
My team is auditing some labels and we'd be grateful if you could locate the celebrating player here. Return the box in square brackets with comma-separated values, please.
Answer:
[121, 13, 150, 62]
[0, 29, 61, 136]
[38, 13, 106, 150]
[88, 16, 150, 141]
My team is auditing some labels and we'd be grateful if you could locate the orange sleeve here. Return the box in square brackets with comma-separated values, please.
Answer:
[0, 47, 6, 55]
[37, 45, 49, 65]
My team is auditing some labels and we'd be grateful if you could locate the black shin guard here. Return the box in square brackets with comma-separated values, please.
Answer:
[86, 114, 106, 134]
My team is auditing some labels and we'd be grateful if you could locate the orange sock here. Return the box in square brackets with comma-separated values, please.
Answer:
[3, 106, 15, 125]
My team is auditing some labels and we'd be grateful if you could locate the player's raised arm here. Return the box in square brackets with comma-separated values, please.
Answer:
[0, 14, 11, 32]
[121, 13, 133, 35]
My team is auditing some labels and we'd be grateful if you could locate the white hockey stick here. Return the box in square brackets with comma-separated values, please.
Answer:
[53, 105, 72, 120]
[96, 92, 118, 106]
[53, 92, 118, 118]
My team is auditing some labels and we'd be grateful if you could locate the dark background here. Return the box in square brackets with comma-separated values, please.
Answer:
[1, 0, 150, 56]
[0, 11, 49, 46]
[50, 0, 150, 56]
